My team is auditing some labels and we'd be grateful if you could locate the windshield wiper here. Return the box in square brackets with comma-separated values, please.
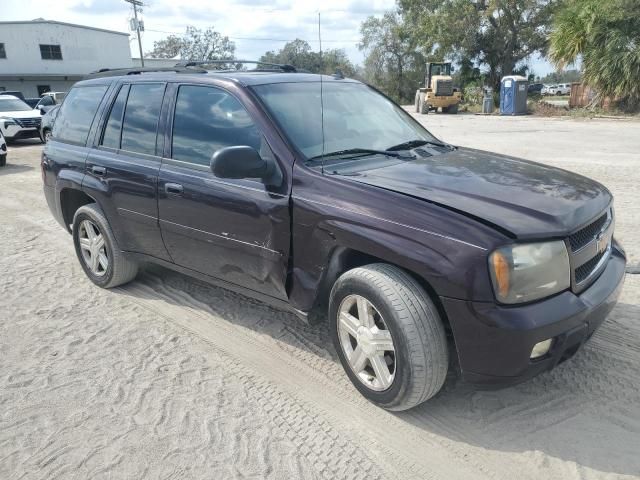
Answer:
[307, 148, 411, 162]
[386, 139, 454, 151]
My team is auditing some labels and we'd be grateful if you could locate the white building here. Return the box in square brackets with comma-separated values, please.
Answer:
[0, 19, 133, 98]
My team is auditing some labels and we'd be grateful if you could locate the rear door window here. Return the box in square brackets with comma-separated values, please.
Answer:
[52, 85, 108, 145]
[100, 85, 129, 149]
[120, 83, 165, 156]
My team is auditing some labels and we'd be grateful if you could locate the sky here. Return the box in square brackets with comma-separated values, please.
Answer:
[0, 0, 556, 77]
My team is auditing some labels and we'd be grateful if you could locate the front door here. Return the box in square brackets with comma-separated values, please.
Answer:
[158, 84, 290, 300]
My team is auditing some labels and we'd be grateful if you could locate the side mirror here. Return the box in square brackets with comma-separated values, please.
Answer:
[450, 67, 455, 73]
[210, 146, 269, 180]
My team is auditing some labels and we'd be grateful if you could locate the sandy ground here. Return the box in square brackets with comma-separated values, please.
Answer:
[1, 114, 639, 480]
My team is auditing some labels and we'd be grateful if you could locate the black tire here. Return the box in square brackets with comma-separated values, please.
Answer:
[419, 93, 429, 114]
[72, 203, 138, 288]
[0, 155, 6, 167]
[445, 104, 459, 114]
[329, 264, 448, 411]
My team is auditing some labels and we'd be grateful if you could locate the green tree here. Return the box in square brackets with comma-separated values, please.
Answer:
[259, 39, 355, 76]
[549, 0, 640, 108]
[359, 12, 426, 103]
[147, 26, 235, 62]
[539, 69, 581, 84]
[399, 0, 558, 90]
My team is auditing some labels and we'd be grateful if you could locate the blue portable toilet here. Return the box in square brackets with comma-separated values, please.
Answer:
[500, 75, 528, 115]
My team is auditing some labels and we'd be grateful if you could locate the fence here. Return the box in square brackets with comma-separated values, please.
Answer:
[569, 83, 613, 109]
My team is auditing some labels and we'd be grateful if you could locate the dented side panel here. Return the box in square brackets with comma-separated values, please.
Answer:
[288, 163, 508, 311]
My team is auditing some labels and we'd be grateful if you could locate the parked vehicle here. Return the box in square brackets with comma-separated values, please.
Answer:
[42, 91, 67, 104]
[24, 98, 42, 108]
[40, 104, 60, 142]
[23, 92, 67, 112]
[527, 83, 544, 95]
[0, 95, 43, 142]
[0, 130, 6, 167]
[544, 83, 571, 96]
[414, 62, 462, 114]
[42, 64, 626, 411]
[0, 90, 26, 102]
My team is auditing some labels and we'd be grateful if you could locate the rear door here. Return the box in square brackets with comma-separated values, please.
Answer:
[157, 83, 291, 300]
[46, 84, 110, 210]
[84, 82, 172, 261]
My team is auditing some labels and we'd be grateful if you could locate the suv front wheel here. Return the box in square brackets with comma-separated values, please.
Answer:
[72, 204, 138, 288]
[329, 264, 449, 411]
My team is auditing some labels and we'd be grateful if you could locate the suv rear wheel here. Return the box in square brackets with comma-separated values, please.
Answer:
[72, 204, 138, 288]
[329, 264, 448, 411]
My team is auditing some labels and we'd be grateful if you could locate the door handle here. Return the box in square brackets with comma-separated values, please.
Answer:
[165, 183, 184, 195]
[91, 166, 106, 176]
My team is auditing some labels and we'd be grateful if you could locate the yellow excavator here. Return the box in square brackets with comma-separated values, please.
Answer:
[414, 62, 462, 114]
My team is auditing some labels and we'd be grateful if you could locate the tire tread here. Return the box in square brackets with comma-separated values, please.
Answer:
[332, 264, 448, 410]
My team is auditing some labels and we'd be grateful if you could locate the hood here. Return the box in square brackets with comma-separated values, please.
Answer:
[0, 109, 42, 119]
[343, 147, 611, 239]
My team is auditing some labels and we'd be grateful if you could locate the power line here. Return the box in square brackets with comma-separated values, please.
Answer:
[144, 29, 360, 43]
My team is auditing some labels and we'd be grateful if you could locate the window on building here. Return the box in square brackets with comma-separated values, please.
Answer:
[52, 86, 108, 145]
[0, 43, 6, 59]
[40, 44, 62, 60]
[37, 85, 51, 96]
[171, 85, 261, 166]
[120, 83, 165, 155]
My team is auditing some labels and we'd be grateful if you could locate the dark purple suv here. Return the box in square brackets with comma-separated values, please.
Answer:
[42, 64, 626, 411]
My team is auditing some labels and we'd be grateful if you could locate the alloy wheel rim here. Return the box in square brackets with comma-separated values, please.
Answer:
[78, 219, 109, 277]
[337, 294, 396, 391]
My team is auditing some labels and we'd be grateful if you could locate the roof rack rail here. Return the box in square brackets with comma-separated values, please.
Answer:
[176, 60, 297, 73]
[86, 66, 207, 79]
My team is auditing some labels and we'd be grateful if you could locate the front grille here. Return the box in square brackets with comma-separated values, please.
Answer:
[15, 117, 42, 129]
[568, 212, 608, 251]
[575, 250, 606, 283]
[568, 209, 613, 291]
[435, 79, 453, 96]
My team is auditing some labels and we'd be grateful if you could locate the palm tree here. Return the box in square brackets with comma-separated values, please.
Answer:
[549, 0, 640, 109]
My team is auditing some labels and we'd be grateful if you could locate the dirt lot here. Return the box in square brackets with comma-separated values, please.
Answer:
[1, 114, 639, 480]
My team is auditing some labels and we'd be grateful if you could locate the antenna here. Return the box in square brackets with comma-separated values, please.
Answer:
[318, 11, 325, 174]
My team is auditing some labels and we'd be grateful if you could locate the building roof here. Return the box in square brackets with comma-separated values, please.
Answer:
[0, 19, 129, 37]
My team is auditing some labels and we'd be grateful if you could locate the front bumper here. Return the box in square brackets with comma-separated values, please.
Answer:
[2, 125, 41, 140]
[442, 242, 626, 387]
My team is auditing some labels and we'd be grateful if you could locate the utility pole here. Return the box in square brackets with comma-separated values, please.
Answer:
[125, 0, 144, 67]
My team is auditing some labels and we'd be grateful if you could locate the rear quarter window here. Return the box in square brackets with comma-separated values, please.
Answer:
[52, 85, 108, 145]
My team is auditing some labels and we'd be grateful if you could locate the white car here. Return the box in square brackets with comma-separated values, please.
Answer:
[35, 91, 67, 113]
[0, 130, 6, 167]
[0, 95, 44, 143]
[545, 83, 572, 96]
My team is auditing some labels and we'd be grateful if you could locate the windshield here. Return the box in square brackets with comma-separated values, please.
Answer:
[252, 81, 438, 161]
[0, 98, 33, 112]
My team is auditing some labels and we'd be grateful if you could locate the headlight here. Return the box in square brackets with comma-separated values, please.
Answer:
[0, 117, 16, 128]
[489, 241, 570, 304]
